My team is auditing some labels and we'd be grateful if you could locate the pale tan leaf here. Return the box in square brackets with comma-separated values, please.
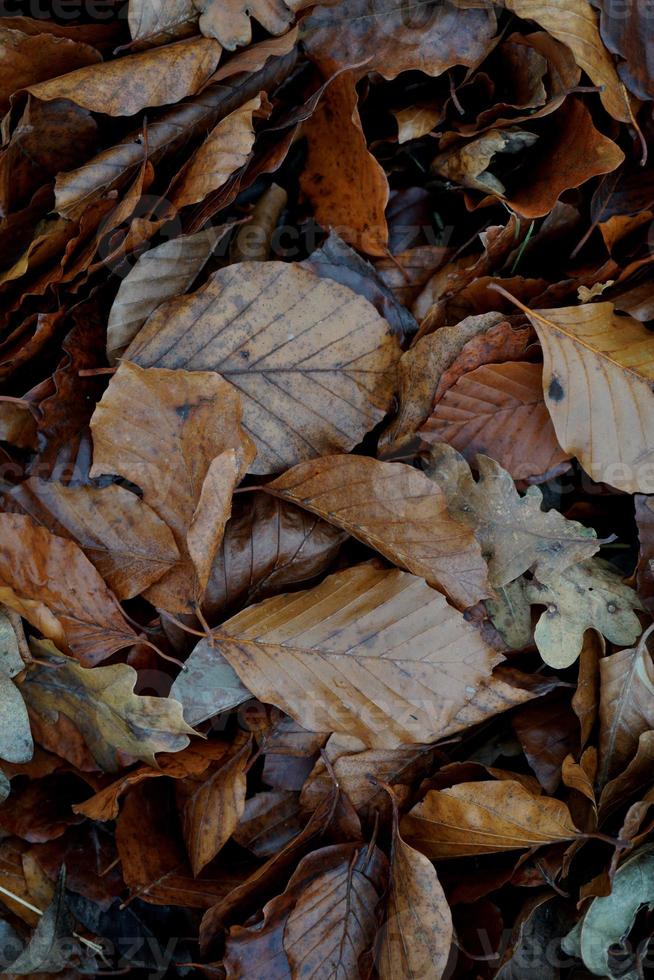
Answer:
[523, 301, 654, 493]
[598, 626, 654, 787]
[11, 479, 180, 601]
[27, 36, 222, 116]
[401, 779, 579, 858]
[393, 104, 442, 143]
[501, 0, 630, 121]
[0, 515, 136, 666]
[22, 640, 196, 772]
[214, 562, 502, 748]
[106, 226, 233, 365]
[266, 454, 491, 608]
[195, 0, 295, 50]
[421, 362, 571, 481]
[124, 262, 401, 474]
[171, 94, 270, 209]
[378, 798, 453, 980]
[128, 0, 198, 45]
[187, 449, 244, 594]
[179, 737, 250, 875]
[0, 671, 33, 765]
[90, 362, 255, 613]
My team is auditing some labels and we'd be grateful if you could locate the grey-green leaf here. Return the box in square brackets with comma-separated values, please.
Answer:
[562, 845, 654, 979]
[8, 868, 76, 975]
[0, 671, 33, 765]
[170, 634, 251, 726]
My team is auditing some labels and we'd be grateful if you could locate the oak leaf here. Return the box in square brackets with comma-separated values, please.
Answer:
[195, 0, 300, 50]
[424, 444, 598, 588]
[21, 640, 196, 772]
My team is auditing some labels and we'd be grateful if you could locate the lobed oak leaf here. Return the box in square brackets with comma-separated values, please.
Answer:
[425, 444, 598, 588]
[21, 640, 196, 772]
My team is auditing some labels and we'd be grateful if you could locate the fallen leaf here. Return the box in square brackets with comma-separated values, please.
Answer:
[90, 361, 255, 613]
[10, 479, 180, 601]
[7, 868, 75, 975]
[562, 845, 654, 979]
[421, 362, 571, 480]
[0, 26, 101, 113]
[377, 789, 453, 980]
[178, 736, 251, 875]
[0, 670, 32, 765]
[213, 562, 502, 747]
[106, 225, 233, 364]
[401, 779, 579, 858]
[171, 93, 271, 209]
[0, 515, 136, 665]
[425, 444, 598, 588]
[73, 743, 232, 821]
[526, 560, 643, 668]
[127, 0, 198, 46]
[26, 36, 222, 116]
[502, 0, 630, 121]
[265, 454, 490, 607]
[303, 0, 497, 80]
[597, 626, 654, 787]
[233, 790, 304, 858]
[21, 640, 196, 772]
[300, 72, 390, 256]
[124, 261, 401, 473]
[195, 0, 298, 50]
[203, 491, 346, 621]
[519, 300, 654, 493]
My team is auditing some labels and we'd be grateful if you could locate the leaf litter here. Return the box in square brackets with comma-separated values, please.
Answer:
[0, 2, 652, 977]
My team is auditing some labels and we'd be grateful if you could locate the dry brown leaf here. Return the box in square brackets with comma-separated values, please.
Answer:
[393, 104, 442, 144]
[501, 0, 631, 121]
[421, 361, 571, 481]
[377, 791, 453, 980]
[26, 36, 222, 116]
[519, 300, 654, 493]
[598, 627, 654, 787]
[265, 455, 490, 607]
[379, 311, 505, 455]
[196, 0, 298, 50]
[233, 790, 304, 857]
[11, 479, 180, 601]
[203, 490, 346, 621]
[0, 514, 136, 665]
[178, 737, 251, 875]
[124, 261, 400, 474]
[128, 0, 198, 46]
[171, 93, 271, 209]
[22, 640, 196, 772]
[106, 225, 234, 365]
[117, 780, 240, 908]
[300, 72, 390, 256]
[401, 779, 579, 858]
[213, 562, 501, 748]
[90, 362, 255, 614]
[303, 0, 497, 80]
[0, 26, 101, 113]
[73, 743, 232, 821]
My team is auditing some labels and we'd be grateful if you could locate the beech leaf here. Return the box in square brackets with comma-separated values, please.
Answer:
[124, 261, 401, 474]
[213, 562, 503, 748]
